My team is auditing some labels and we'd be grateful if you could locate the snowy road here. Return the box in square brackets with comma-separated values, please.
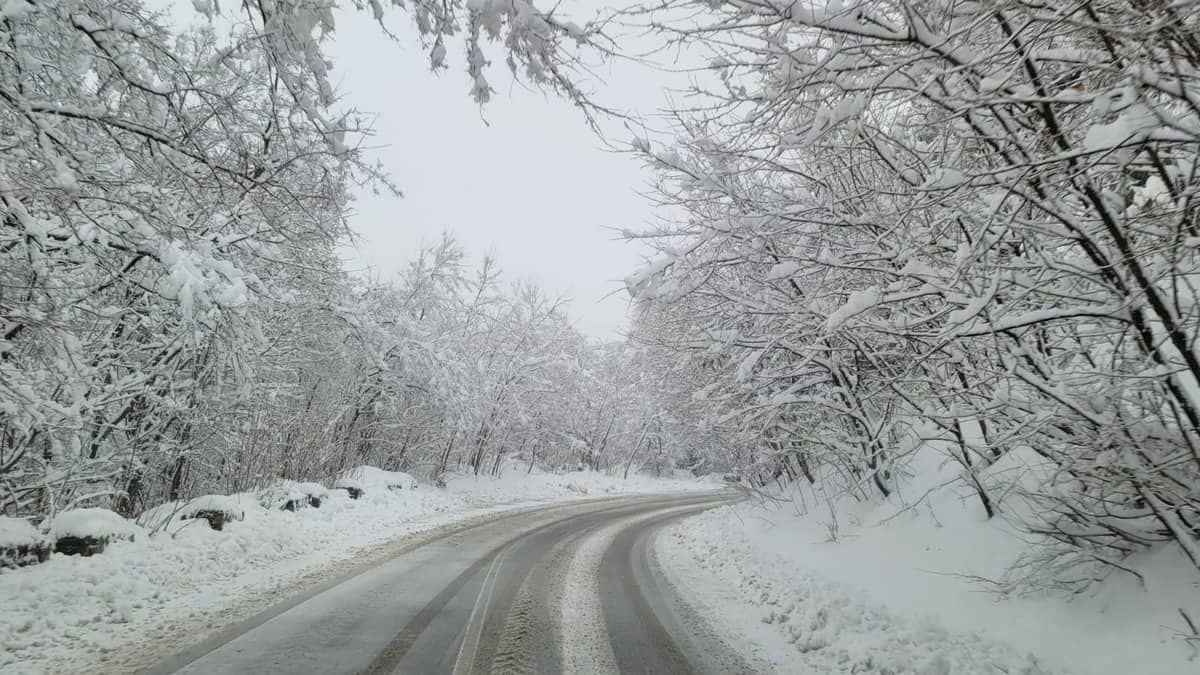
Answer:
[145, 492, 752, 675]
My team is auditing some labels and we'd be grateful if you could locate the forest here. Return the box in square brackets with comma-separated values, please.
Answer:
[2, 0, 1199, 596]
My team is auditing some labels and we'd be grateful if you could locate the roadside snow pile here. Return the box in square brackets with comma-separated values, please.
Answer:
[47, 508, 144, 558]
[0, 516, 41, 548]
[258, 480, 330, 511]
[337, 465, 418, 492]
[0, 517, 48, 569]
[333, 476, 367, 496]
[660, 509, 1055, 675]
[179, 495, 248, 521]
[49, 508, 142, 542]
[660, 450, 1199, 675]
[443, 466, 702, 504]
[179, 495, 251, 531]
[295, 481, 330, 505]
[0, 466, 708, 673]
[138, 495, 259, 534]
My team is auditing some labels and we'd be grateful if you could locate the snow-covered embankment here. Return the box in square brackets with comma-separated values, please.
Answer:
[657, 454, 1199, 675]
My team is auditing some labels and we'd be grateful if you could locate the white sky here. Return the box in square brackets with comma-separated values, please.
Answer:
[327, 7, 678, 338]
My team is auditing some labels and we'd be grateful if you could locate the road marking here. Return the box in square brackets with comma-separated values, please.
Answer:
[453, 539, 510, 674]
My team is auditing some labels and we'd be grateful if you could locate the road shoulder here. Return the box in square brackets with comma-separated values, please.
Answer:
[655, 506, 1058, 675]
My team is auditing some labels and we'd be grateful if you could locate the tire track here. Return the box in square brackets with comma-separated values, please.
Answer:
[488, 524, 594, 675]
[370, 505, 626, 674]
[489, 589, 536, 674]
[557, 502, 726, 674]
[596, 505, 723, 675]
[468, 501, 674, 674]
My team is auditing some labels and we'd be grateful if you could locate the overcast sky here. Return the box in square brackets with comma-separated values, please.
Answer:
[327, 8, 677, 338]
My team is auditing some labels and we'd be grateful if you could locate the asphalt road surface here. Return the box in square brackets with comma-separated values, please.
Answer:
[146, 492, 755, 675]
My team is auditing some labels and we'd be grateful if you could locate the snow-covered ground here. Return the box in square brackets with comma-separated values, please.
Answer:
[658, 459, 1199, 675]
[0, 468, 707, 674]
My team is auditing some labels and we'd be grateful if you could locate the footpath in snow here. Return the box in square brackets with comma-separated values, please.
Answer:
[0, 468, 708, 675]
[658, 478, 1199, 675]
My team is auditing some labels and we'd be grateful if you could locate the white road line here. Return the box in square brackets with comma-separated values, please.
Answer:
[452, 542, 510, 675]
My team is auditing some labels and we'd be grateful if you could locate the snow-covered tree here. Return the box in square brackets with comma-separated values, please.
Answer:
[0, 0, 612, 518]
[625, 0, 1200, 581]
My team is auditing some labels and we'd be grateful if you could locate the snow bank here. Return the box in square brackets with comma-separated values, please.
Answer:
[333, 477, 367, 492]
[661, 508, 1060, 674]
[294, 481, 330, 500]
[137, 495, 260, 533]
[659, 449, 1199, 675]
[439, 466, 696, 503]
[258, 479, 331, 510]
[0, 516, 41, 549]
[337, 465, 417, 491]
[49, 508, 143, 541]
[179, 495, 249, 521]
[0, 467, 708, 672]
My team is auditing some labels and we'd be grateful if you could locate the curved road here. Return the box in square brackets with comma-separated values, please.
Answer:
[146, 493, 754, 675]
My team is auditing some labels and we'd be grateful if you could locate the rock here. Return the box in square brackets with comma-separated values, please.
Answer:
[335, 486, 363, 500]
[0, 542, 50, 569]
[48, 508, 142, 556]
[337, 466, 419, 493]
[260, 481, 329, 512]
[54, 535, 109, 557]
[187, 509, 230, 531]
[0, 516, 49, 570]
[176, 495, 246, 531]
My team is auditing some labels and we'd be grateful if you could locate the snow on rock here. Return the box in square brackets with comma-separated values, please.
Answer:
[49, 508, 143, 542]
[333, 476, 366, 492]
[295, 482, 331, 500]
[0, 516, 48, 570]
[338, 465, 418, 491]
[137, 495, 262, 533]
[179, 495, 249, 521]
[258, 480, 331, 510]
[0, 516, 41, 549]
